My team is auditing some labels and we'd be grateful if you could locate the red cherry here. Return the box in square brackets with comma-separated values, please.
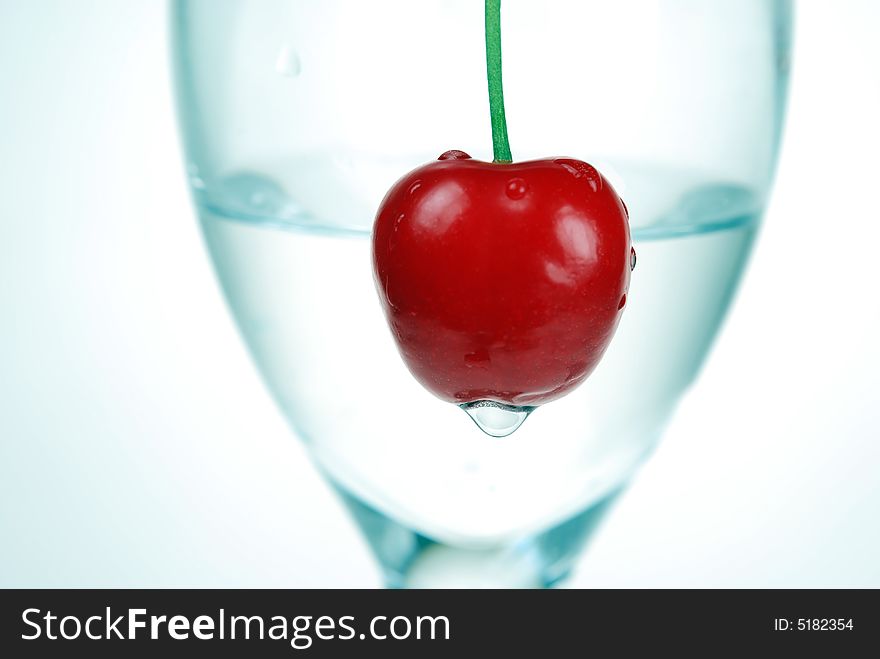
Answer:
[372, 152, 632, 408]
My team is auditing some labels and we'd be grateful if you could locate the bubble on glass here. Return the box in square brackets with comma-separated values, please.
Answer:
[275, 45, 302, 77]
[460, 400, 535, 438]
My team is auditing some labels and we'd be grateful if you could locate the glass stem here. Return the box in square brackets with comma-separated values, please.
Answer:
[485, 0, 512, 163]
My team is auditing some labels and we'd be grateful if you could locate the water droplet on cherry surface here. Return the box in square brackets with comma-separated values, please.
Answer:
[438, 150, 472, 161]
[553, 158, 602, 192]
[505, 178, 528, 200]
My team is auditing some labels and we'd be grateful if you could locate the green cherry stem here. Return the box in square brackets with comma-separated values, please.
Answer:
[485, 0, 512, 163]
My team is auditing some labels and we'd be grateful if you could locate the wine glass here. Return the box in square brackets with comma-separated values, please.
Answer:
[171, 0, 792, 587]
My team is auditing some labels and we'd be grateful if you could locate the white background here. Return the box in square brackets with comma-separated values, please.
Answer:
[1, 0, 878, 587]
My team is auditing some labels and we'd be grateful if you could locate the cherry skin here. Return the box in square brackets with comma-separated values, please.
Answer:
[372, 150, 632, 408]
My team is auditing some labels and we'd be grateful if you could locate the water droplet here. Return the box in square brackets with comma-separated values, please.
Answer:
[777, 53, 791, 75]
[464, 348, 490, 367]
[407, 180, 422, 196]
[219, 172, 296, 216]
[438, 150, 471, 161]
[553, 158, 602, 192]
[187, 163, 205, 189]
[275, 45, 302, 77]
[630, 246, 637, 271]
[505, 177, 528, 200]
[460, 401, 535, 438]
[618, 294, 627, 310]
[388, 213, 405, 251]
[621, 199, 629, 218]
